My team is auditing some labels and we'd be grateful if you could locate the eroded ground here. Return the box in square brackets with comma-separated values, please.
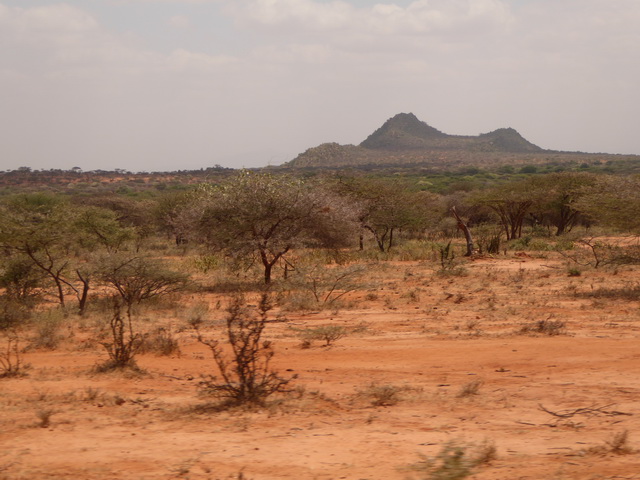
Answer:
[2, 252, 640, 479]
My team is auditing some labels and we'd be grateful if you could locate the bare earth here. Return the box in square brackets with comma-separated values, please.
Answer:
[2, 252, 640, 479]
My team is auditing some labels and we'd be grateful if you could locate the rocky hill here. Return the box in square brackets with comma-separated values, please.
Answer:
[286, 112, 545, 168]
[360, 112, 448, 150]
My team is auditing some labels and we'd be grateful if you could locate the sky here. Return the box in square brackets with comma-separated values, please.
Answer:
[1, 0, 639, 172]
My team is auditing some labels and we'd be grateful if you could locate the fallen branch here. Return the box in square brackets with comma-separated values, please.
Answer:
[538, 403, 632, 419]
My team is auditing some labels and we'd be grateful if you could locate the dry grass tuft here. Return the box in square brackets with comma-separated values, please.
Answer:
[456, 379, 484, 398]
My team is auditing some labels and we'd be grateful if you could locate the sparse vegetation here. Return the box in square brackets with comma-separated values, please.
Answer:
[35, 409, 57, 428]
[356, 383, 407, 407]
[456, 379, 484, 398]
[2, 162, 640, 479]
[194, 294, 292, 406]
[95, 300, 143, 372]
[518, 318, 567, 336]
[408, 440, 497, 480]
[295, 324, 348, 347]
[584, 430, 634, 455]
[0, 330, 28, 378]
[606, 430, 634, 455]
[138, 326, 181, 356]
[576, 283, 640, 301]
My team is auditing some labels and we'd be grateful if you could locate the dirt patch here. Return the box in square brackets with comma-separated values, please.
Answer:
[2, 252, 640, 479]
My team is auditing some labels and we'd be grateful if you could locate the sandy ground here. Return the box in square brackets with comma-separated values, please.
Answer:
[2, 252, 640, 479]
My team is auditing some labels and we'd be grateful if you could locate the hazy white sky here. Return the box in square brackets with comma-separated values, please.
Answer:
[1, 0, 639, 172]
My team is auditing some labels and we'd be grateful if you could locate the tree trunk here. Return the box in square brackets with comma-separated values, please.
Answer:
[259, 246, 290, 284]
[53, 277, 66, 308]
[25, 248, 67, 307]
[263, 261, 273, 284]
[451, 207, 474, 256]
[76, 270, 90, 316]
[364, 225, 386, 252]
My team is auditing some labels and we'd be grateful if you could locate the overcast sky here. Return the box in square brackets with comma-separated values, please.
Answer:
[1, 0, 639, 172]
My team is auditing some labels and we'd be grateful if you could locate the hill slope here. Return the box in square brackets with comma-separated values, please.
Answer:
[286, 113, 544, 168]
[360, 112, 448, 150]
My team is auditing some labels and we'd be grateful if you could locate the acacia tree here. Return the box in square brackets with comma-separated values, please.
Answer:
[330, 176, 432, 252]
[0, 255, 46, 305]
[153, 190, 196, 245]
[0, 193, 137, 314]
[75, 206, 136, 253]
[190, 172, 358, 284]
[475, 180, 544, 240]
[77, 195, 156, 244]
[576, 176, 640, 233]
[0, 194, 78, 309]
[528, 172, 598, 236]
[99, 254, 188, 317]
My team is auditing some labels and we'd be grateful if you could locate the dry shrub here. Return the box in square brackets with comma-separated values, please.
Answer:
[576, 283, 640, 301]
[607, 430, 634, 454]
[518, 317, 566, 336]
[194, 294, 293, 407]
[29, 310, 65, 350]
[296, 325, 348, 347]
[185, 302, 210, 325]
[355, 383, 416, 407]
[473, 439, 498, 465]
[0, 297, 31, 331]
[138, 327, 181, 356]
[95, 300, 143, 373]
[585, 430, 634, 456]
[456, 379, 484, 398]
[367, 384, 402, 406]
[408, 439, 497, 480]
[279, 291, 319, 312]
[0, 330, 29, 378]
[35, 409, 57, 428]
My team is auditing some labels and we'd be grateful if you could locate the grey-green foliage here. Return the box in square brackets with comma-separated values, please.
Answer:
[74, 206, 136, 253]
[0, 297, 31, 330]
[473, 225, 502, 255]
[0, 193, 138, 314]
[0, 193, 76, 307]
[473, 179, 543, 240]
[98, 254, 189, 314]
[187, 171, 360, 284]
[576, 176, 640, 233]
[0, 255, 45, 305]
[526, 172, 598, 236]
[329, 175, 440, 252]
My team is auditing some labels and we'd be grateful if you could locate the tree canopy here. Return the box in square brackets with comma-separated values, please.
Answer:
[188, 172, 360, 284]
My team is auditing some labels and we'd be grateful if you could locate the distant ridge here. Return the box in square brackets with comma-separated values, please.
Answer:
[285, 112, 545, 168]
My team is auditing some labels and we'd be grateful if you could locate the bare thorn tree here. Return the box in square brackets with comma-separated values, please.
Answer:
[194, 294, 292, 406]
[97, 298, 143, 372]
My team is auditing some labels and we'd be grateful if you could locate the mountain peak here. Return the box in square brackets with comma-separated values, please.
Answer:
[359, 112, 447, 150]
[479, 127, 543, 153]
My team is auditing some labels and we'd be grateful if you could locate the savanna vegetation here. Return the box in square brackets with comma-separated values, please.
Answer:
[2, 167, 636, 315]
[1, 164, 640, 479]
